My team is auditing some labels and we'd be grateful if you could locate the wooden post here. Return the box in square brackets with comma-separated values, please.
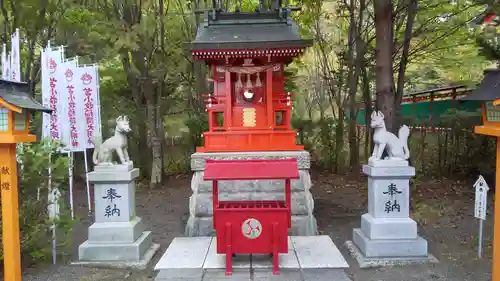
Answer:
[412, 96, 416, 123]
[474, 104, 500, 281]
[451, 89, 456, 113]
[0, 143, 22, 281]
[493, 137, 500, 281]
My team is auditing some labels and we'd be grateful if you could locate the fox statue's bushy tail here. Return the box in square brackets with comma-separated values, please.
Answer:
[398, 125, 410, 160]
[91, 135, 103, 165]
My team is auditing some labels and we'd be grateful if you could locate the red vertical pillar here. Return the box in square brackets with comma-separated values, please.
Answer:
[207, 65, 215, 131]
[225, 70, 232, 130]
[451, 88, 456, 114]
[412, 96, 416, 122]
[429, 94, 434, 132]
[266, 69, 274, 128]
[212, 180, 218, 229]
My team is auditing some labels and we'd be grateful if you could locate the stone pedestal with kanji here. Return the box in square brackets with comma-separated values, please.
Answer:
[75, 163, 159, 269]
[345, 161, 437, 268]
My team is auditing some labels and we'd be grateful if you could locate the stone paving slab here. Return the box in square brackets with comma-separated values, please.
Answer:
[154, 235, 350, 280]
[154, 237, 212, 270]
[202, 268, 252, 281]
[203, 238, 251, 269]
[302, 269, 352, 281]
[155, 268, 351, 281]
[252, 269, 303, 281]
[155, 268, 204, 281]
[292, 235, 349, 268]
[155, 235, 348, 271]
[243, 237, 299, 269]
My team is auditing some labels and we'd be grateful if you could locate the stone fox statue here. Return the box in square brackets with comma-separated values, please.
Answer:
[92, 116, 132, 165]
[369, 111, 410, 161]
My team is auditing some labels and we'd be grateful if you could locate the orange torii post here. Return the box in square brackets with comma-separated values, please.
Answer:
[462, 69, 500, 281]
[0, 80, 52, 281]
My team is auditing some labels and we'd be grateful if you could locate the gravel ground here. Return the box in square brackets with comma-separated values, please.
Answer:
[17, 172, 494, 281]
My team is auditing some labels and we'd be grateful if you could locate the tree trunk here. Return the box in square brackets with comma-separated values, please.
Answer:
[332, 62, 345, 173]
[192, 0, 208, 113]
[157, 0, 166, 180]
[25, 0, 48, 90]
[136, 105, 150, 176]
[346, 0, 357, 171]
[121, 52, 149, 177]
[394, 0, 418, 130]
[374, 0, 396, 132]
[361, 65, 372, 162]
[334, 111, 344, 173]
[143, 78, 162, 189]
[347, 0, 367, 172]
[156, 79, 165, 181]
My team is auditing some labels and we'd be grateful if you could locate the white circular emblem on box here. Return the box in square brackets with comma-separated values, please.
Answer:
[241, 218, 262, 239]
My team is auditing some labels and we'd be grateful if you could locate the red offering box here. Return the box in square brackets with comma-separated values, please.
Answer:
[215, 200, 289, 254]
[204, 159, 299, 276]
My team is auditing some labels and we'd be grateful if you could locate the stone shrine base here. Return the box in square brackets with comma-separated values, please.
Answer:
[71, 242, 160, 270]
[72, 217, 160, 270]
[154, 236, 350, 281]
[186, 151, 318, 237]
[344, 235, 438, 269]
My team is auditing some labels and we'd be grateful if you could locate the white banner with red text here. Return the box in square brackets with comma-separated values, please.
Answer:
[10, 29, 21, 82]
[41, 47, 65, 143]
[76, 65, 101, 149]
[41, 47, 102, 152]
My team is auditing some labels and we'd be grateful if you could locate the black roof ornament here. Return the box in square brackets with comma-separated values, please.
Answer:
[190, 0, 311, 52]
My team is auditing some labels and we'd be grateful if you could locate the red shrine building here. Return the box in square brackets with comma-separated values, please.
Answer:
[185, 0, 317, 241]
[190, 0, 312, 152]
[188, 3, 315, 272]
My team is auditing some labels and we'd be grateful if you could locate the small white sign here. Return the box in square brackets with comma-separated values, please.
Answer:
[474, 175, 489, 220]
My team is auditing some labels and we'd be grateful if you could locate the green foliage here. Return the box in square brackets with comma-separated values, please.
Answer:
[0, 139, 74, 263]
[408, 109, 494, 179]
[291, 113, 315, 151]
[403, 0, 491, 88]
[186, 112, 208, 148]
[19, 139, 69, 193]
